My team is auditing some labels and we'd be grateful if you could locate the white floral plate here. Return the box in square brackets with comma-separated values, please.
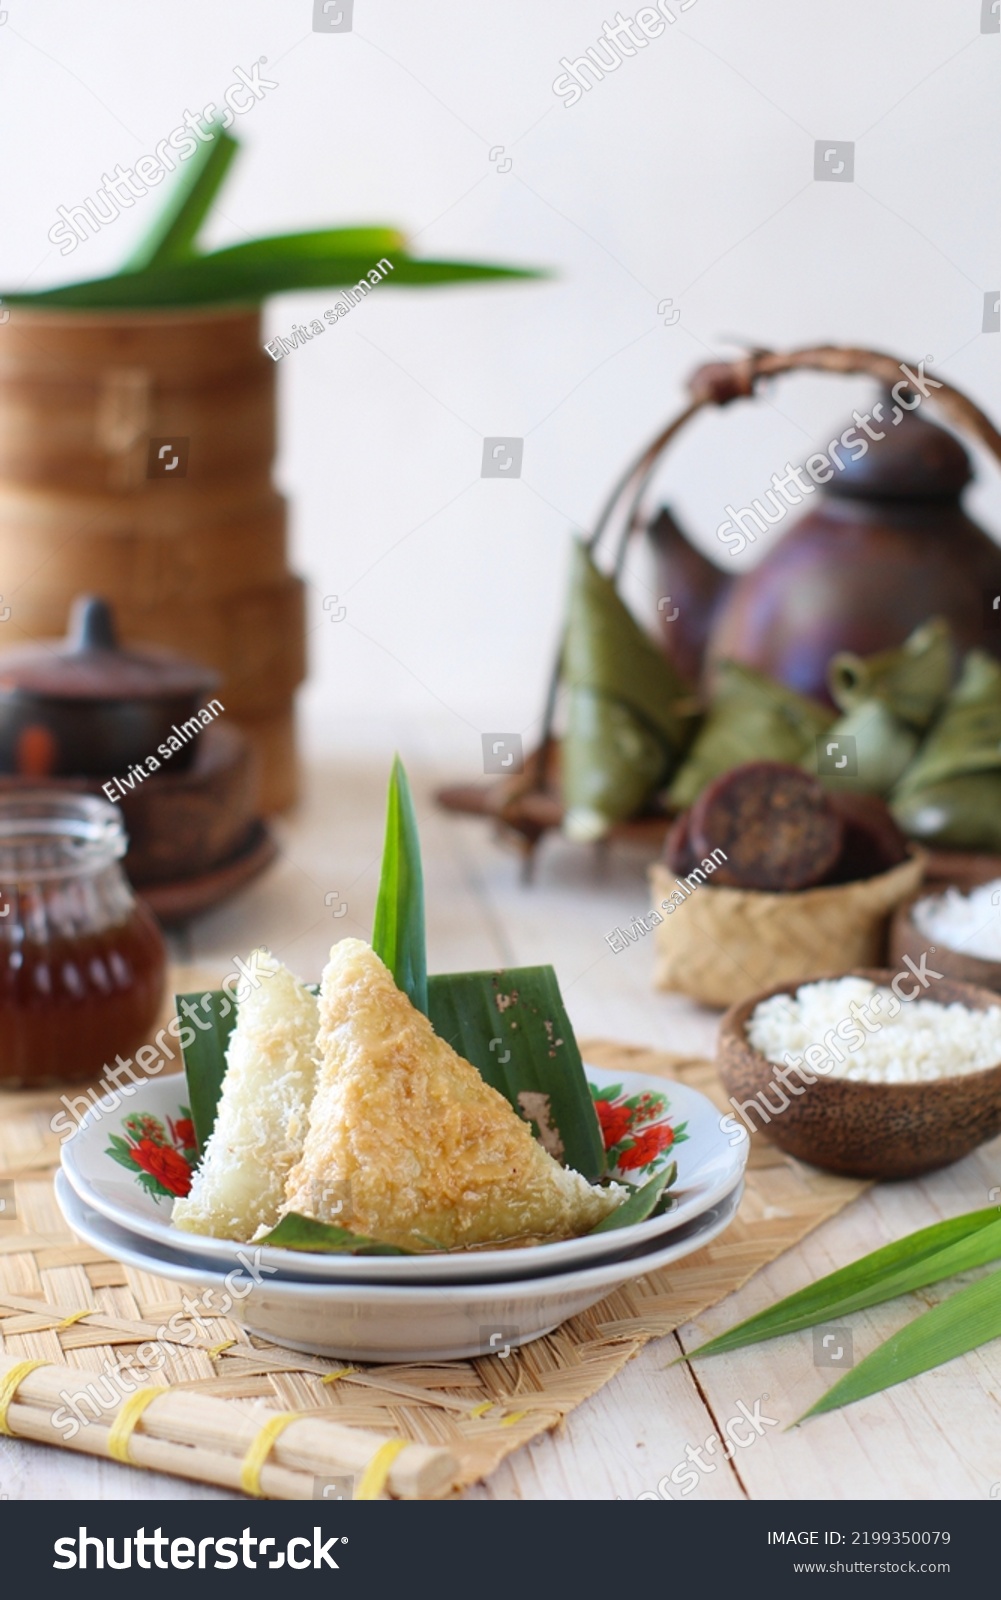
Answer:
[55, 1169, 744, 1361]
[59, 1064, 747, 1284]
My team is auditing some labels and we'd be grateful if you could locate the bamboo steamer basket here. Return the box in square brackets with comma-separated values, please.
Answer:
[0, 499, 289, 607]
[0, 473, 284, 537]
[0, 307, 275, 492]
[648, 852, 925, 1010]
[0, 305, 269, 381]
[123, 575, 307, 713]
[0, 307, 306, 806]
[0, 477, 285, 537]
[0, 370, 276, 489]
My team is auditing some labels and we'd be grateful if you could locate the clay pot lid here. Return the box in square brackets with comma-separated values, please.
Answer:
[0, 596, 219, 701]
[825, 398, 972, 500]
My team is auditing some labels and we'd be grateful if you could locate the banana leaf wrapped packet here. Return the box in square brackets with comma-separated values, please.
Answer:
[667, 662, 832, 812]
[891, 650, 1001, 850]
[812, 618, 954, 795]
[560, 542, 694, 841]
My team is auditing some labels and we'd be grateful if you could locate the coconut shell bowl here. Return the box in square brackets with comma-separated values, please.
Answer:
[717, 969, 1001, 1179]
[889, 891, 1001, 997]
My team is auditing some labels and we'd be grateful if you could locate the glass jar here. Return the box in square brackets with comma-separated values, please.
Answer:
[0, 792, 166, 1087]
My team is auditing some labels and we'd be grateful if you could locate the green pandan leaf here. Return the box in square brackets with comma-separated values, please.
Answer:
[685, 1207, 1001, 1362]
[372, 756, 427, 1016]
[800, 1264, 1001, 1420]
[2, 242, 538, 310]
[124, 121, 239, 270]
[5, 111, 540, 312]
[258, 1212, 412, 1257]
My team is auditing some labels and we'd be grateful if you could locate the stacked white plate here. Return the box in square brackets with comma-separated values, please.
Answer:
[57, 1064, 748, 1361]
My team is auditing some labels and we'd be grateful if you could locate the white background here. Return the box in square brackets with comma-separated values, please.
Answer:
[1, 0, 998, 773]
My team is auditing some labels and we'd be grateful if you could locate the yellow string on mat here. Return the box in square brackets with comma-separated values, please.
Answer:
[206, 1340, 236, 1358]
[353, 1438, 407, 1501]
[107, 1387, 164, 1464]
[320, 1367, 354, 1385]
[57, 1310, 93, 1330]
[239, 1412, 301, 1499]
[0, 1360, 48, 1436]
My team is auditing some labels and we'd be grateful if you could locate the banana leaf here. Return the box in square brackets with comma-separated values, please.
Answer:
[562, 690, 673, 844]
[176, 988, 239, 1155]
[668, 661, 832, 812]
[258, 1212, 412, 1257]
[891, 772, 1001, 851]
[889, 650, 1001, 848]
[828, 617, 953, 728]
[894, 650, 1001, 794]
[427, 967, 606, 1183]
[811, 699, 920, 796]
[588, 1161, 676, 1232]
[560, 542, 693, 841]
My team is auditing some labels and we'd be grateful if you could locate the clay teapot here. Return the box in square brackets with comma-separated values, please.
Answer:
[643, 346, 1001, 705]
[0, 595, 219, 778]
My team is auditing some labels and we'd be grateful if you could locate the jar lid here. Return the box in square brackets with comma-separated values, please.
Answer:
[825, 399, 972, 500]
[0, 789, 126, 880]
[0, 596, 219, 701]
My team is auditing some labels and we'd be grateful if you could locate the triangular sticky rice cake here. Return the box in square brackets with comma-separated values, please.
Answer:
[173, 952, 319, 1242]
[281, 939, 623, 1251]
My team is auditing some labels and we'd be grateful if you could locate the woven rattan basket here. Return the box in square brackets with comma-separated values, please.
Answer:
[649, 851, 925, 1009]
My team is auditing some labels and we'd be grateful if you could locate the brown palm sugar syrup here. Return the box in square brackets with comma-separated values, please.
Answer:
[0, 793, 166, 1088]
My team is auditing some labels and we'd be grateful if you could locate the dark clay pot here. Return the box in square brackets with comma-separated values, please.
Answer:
[651, 405, 1001, 706]
[0, 596, 219, 778]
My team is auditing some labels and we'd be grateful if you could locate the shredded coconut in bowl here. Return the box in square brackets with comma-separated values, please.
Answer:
[746, 976, 1001, 1084]
[911, 878, 1001, 963]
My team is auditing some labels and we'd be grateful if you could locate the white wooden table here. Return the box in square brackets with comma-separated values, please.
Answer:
[8, 751, 1001, 1502]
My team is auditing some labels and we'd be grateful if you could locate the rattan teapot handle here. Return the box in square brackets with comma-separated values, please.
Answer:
[533, 346, 1001, 762]
[589, 343, 1001, 577]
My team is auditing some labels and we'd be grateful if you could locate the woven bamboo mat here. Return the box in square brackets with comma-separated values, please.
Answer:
[0, 1028, 869, 1497]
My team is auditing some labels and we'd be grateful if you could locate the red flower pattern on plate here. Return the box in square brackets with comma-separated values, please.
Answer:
[128, 1137, 193, 1197]
[105, 1105, 197, 1202]
[617, 1122, 676, 1172]
[594, 1099, 633, 1149]
[590, 1081, 687, 1178]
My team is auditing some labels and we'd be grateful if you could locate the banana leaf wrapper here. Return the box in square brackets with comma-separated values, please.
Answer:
[891, 773, 1001, 852]
[667, 661, 832, 813]
[894, 651, 1001, 798]
[811, 700, 920, 797]
[562, 691, 672, 842]
[560, 543, 693, 841]
[828, 617, 953, 729]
